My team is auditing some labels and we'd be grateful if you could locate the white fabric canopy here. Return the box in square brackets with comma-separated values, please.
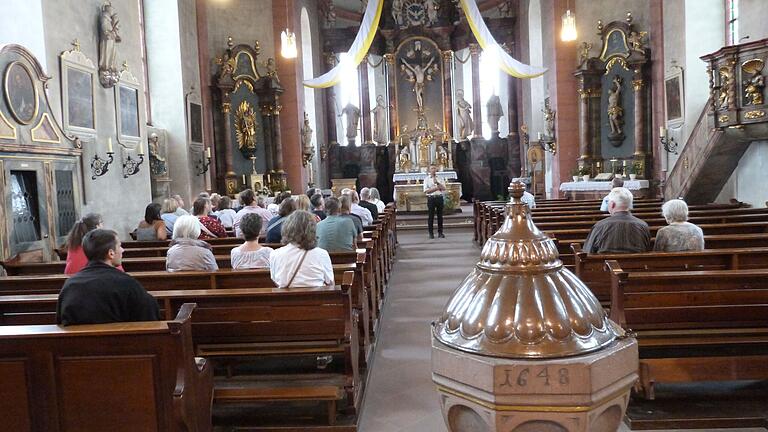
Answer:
[303, 0, 383, 88]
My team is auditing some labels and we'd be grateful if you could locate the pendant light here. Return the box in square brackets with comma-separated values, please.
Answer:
[280, 0, 297, 59]
[561, 1, 577, 42]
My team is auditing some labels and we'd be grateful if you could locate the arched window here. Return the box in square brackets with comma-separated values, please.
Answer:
[479, 48, 502, 139]
[300, 8, 316, 152]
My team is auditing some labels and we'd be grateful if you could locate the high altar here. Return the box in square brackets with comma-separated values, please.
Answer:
[321, 0, 523, 208]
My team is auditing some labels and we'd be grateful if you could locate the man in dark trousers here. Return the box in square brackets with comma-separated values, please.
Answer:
[56, 229, 160, 326]
[423, 164, 445, 239]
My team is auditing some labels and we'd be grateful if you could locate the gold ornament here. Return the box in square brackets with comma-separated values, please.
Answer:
[235, 100, 258, 151]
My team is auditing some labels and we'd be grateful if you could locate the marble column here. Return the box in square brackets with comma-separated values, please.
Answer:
[469, 43, 483, 138]
[577, 87, 592, 163]
[441, 50, 454, 140]
[221, 95, 238, 195]
[359, 57, 373, 145]
[324, 53, 338, 145]
[384, 53, 399, 143]
[632, 74, 647, 176]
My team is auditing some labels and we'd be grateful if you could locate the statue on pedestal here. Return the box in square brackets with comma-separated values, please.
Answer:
[98, 1, 122, 87]
[340, 103, 361, 145]
[398, 143, 412, 172]
[607, 75, 625, 146]
[371, 95, 387, 144]
[301, 112, 314, 166]
[436, 144, 449, 171]
[486, 95, 504, 134]
[456, 89, 474, 141]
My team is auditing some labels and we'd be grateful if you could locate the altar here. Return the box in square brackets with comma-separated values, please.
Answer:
[560, 179, 650, 200]
[393, 181, 462, 213]
[392, 170, 457, 183]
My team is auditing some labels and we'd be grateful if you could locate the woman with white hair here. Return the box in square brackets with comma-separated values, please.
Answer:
[270, 210, 334, 288]
[166, 215, 219, 272]
[369, 187, 386, 213]
[653, 199, 705, 251]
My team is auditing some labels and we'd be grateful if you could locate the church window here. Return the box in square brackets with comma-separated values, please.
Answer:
[726, 0, 739, 46]
[137, 0, 152, 124]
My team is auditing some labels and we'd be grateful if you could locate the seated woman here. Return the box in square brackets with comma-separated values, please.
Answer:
[160, 198, 179, 235]
[64, 213, 124, 274]
[166, 215, 219, 272]
[270, 210, 334, 288]
[230, 213, 273, 269]
[296, 194, 321, 221]
[192, 197, 227, 239]
[654, 199, 705, 252]
[266, 198, 297, 244]
[214, 196, 237, 229]
[135, 203, 168, 241]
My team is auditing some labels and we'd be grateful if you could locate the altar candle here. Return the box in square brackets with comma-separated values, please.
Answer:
[137, 141, 144, 155]
[659, 127, 667, 138]
[107, 137, 113, 153]
[537, 132, 543, 140]
[206, 147, 211, 158]
[242, 174, 247, 184]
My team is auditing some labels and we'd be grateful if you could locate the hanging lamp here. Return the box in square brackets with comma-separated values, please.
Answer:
[561, 1, 577, 42]
[280, 1, 297, 59]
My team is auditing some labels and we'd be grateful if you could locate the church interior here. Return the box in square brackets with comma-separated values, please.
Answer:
[2, 0, 768, 431]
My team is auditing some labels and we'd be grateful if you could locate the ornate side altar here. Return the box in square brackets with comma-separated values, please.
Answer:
[560, 179, 650, 200]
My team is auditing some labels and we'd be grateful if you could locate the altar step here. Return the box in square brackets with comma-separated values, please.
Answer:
[395, 210, 474, 232]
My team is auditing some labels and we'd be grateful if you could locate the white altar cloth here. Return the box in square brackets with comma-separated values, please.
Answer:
[559, 180, 649, 191]
[393, 171, 457, 183]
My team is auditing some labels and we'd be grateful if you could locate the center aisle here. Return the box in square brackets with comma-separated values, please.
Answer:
[358, 228, 477, 432]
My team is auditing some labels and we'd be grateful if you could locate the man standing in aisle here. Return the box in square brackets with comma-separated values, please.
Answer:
[423, 164, 445, 239]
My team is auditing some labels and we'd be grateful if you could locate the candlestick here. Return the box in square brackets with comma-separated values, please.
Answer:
[107, 137, 113, 153]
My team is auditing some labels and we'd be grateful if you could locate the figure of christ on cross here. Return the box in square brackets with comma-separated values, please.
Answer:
[401, 54, 436, 111]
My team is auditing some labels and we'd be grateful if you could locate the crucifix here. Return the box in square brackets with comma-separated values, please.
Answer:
[400, 41, 437, 112]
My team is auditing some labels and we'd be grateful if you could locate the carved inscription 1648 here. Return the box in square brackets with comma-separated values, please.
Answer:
[494, 365, 582, 394]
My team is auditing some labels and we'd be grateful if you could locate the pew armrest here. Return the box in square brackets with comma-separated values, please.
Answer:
[606, 260, 628, 328]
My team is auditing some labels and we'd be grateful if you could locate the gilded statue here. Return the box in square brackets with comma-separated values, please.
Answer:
[744, 74, 765, 105]
[98, 1, 122, 87]
[398, 144, 412, 172]
[436, 145, 448, 170]
[578, 41, 592, 66]
[607, 75, 624, 136]
[216, 51, 236, 77]
[418, 135, 431, 168]
[627, 31, 647, 54]
[717, 68, 731, 110]
[235, 101, 258, 152]
[455, 89, 474, 140]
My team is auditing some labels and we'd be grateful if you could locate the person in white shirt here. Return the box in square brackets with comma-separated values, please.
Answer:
[233, 189, 273, 237]
[369, 187, 386, 213]
[343, 189, 373, 226]
[213, 196, 237, 229]
[423, 164, 445, 239]
[600, 177, 633, 212]
[270, 210, 334, 288]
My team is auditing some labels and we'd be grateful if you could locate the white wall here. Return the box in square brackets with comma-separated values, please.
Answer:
[716, 141, 768, 207]
[0, 0, 47, 70]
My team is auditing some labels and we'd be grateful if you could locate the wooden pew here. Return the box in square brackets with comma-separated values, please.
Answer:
[606, 262, 768, 400]
[571, 246, 768, 303]
[0, 280, 363, 421]
[0, 303, 213, 432]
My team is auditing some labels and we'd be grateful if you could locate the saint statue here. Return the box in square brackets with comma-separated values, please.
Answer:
[392, 0, 403, 26]
[398, 144, 412, 172]
[628, 31, 647, 54]
[486, 95, 504, 134]
[436, 145, 449, 171]
[301, 112, 313, 153]
[148, 133, 167, 177]
[607, 75, 624, 136]
[401, 56, 435, 111]
[98, 2, 122, 87]
[371, 95, 388, 144]
[340, 103, 361, 144]
[425, 0, 439, 25]
[543, 98, 555, 139]
[744, 73, 765, 105]
[455, 89, 474, 140]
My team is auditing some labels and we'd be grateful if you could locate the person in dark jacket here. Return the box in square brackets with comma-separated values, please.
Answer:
[56, 229, 160, 326]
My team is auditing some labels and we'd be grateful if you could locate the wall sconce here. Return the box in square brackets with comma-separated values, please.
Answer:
[196, 147, 212, 176]
[91, 137, 115, 180]
[122, 141, 145, 178]
[659, 127, 679, 154]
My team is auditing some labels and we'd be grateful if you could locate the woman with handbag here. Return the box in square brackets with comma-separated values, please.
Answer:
[270, 210, 333, 288]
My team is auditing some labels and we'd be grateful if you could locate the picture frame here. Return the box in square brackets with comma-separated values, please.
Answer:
[114, 66, 142, 145]
[664, 67, 684, 126]
[187, 99, 203, 145]
[60, 45, 97, 135]
[4, 61, 39, 125]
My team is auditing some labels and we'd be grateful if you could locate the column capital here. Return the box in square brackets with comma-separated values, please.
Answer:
[441, 50, 454, 61]
[384, 53, 395, 64]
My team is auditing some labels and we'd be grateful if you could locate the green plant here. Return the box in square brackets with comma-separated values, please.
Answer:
[578, 166, 592, 176]
[628, 162, 642, 175]
[571, 167, 581, 176]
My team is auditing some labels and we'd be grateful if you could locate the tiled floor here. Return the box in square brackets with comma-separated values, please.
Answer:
[357, 228, 766, 432]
